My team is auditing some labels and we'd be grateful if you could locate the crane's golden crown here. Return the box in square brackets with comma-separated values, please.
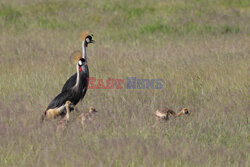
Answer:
[70, 50, 82, 64]
[80, 31, 90, 41]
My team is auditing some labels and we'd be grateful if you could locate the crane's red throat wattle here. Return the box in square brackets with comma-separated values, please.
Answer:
[79, 67, 82, 72]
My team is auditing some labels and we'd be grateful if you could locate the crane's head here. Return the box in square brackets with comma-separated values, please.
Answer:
[181, 108, 189, 115]
[81, 32, 94, 47]
[65, 101, 75, 108]
[78, 58, 86, 72]
[65, 101, 71, 106]
[70, 51, 87, 72]
[89, 106, 97, 113]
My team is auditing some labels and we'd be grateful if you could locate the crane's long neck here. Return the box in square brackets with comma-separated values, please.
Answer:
[167, 109, 182, 117]
[175, 111, 184, 117]
[64, 105, 70, 121]
[82, 41, 87, 63]
[74, 64, 80, 89]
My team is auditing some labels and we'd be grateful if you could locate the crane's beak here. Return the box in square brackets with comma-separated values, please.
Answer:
[89, 39, 95, 43]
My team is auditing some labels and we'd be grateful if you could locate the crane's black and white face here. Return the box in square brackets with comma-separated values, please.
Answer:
[78, 58, 86, 72]
[85, 35, 94, 47]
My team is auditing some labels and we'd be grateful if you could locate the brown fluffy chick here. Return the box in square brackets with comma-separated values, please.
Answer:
[78, 107, 98, 126]
[56, 101, 73, 133]
[154, 108, 189, 121]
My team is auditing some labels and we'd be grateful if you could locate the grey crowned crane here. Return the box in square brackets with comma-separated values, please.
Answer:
[61, 32, 94, 95]
[42, 54, 89, 121]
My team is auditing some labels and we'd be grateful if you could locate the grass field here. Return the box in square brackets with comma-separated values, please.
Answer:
[0, 0, 249, 166]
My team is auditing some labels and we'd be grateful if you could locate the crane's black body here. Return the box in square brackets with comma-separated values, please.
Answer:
[61, 68, 88, 93]
[46, 65, 89, 113]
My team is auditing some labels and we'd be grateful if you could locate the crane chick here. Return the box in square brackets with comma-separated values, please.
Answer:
[78, 107, 98, 126]
[154, 107, 189, 121]
[56, 101, 73, 133]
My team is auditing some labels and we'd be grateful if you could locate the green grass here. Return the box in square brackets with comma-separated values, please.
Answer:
[0, 4, 22, 22]
[0, 0, 249, 166]
[140, 21, 241, 35]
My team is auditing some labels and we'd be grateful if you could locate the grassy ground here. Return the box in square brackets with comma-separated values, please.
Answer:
[0, 0, 249, 166]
